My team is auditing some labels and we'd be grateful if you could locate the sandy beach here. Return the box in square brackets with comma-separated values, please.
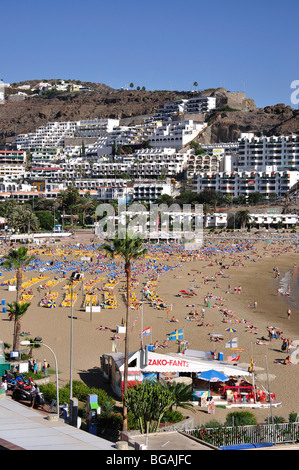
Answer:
[1, 231, 299, 427]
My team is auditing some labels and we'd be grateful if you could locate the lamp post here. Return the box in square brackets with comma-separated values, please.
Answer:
[20, 341, 59, 418]
[69, 275, 75, 400]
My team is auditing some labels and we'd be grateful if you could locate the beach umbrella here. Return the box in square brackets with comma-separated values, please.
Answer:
[197, 369, 229, 383]
[47, 299, 56, 308]
[225, 328, 237, 333]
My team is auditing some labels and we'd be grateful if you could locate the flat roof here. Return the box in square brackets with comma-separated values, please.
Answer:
[0, 396, 114, 450]
[126, 430, 214, 451]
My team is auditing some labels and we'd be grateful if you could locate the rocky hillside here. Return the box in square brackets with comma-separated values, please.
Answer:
[0, 80, 298, 145]
[199, 102, 299, 144]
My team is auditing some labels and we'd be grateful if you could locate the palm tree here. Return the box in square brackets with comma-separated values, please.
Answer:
[80, 192, 95, 227]
[236, 210, 251, 229]
[2, 247, 35, 301]
[9, 205, 40, 234]
[162, 380, 194, 413]
[102, 233, 147, 431]
[7, 301, 31, 352]
[57, 185, 80, 231]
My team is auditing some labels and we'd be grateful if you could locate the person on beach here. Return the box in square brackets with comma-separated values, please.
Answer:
[170, 315, 178, 322]
[287, 308, 292, 320]
[283, 355, 292, 365]
[287, 338, 292, 352]
[281, 338, 288, 351]
[42, 359, 48, 376]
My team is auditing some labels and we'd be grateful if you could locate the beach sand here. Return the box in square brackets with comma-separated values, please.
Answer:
[1, 232, 299, 427]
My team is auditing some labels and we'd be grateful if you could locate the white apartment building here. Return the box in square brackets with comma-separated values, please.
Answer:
[238, 134, 299, 171]
[185, 96, 216, 114]
[97, 185, 134, 203]
[187, 152, 221, 178]
[38, 80, 92, 93]
[77, 119, 119, 138]
[249, 213, 298, 228]
[132, 181, 172, 204]
[0, 150, 26, 164]
[59, 149, 187, 179]
[30, 166, 61, 181]
[85, 121, 159, 157]
[0, 163, 26, 179]
[148, 120, 206, 150]
[155, 96, 216, 120]
[15, 119, 120, 150]
[0, 181, 32, 193]
[196, 170, 299, 199]
[15, 121, 78, 149]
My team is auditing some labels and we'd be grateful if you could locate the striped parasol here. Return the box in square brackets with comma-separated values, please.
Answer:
[47, 299, 56, 308]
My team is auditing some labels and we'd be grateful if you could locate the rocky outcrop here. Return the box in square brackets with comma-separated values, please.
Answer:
[201, 103, 299, 143]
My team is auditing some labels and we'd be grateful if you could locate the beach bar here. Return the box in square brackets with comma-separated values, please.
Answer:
[100, 348, 252, 399]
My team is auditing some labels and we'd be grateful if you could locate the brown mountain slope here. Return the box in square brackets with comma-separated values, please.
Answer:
[0, 88, 184, 142]
[0, 82, 298, 145]
[199, 103, 299, 144]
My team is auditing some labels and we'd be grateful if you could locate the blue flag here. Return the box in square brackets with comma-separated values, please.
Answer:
[168, 329, 184, 341]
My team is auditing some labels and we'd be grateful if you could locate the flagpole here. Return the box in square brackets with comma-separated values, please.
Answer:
[265, 355, 274, 424]
[251, 341, 256, 403]
[141, 291, 144, 348]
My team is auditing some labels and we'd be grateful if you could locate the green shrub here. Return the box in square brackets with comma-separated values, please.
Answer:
[225, 411, 257, 426]
[289, 412, 299, 422]
[127, 411, 140, 430]
[39, 380, 115, 408]
[97, 412, 123, 430]
[162, 409, 184, 423]
[203, 419, 222, 429]
[39, 382, 57, 403]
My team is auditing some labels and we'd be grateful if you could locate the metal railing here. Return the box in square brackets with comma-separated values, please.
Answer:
[185, 422, 299, 447]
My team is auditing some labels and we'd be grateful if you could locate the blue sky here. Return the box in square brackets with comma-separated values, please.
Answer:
[1, 0, 298, 108]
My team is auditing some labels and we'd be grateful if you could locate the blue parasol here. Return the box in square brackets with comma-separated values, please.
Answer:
[197, 369, 229, 382]
[225, 328, 237, 333]
[47, 299, 56, 308]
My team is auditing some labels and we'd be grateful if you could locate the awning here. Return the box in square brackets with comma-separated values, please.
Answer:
[112, 350, 251, 376]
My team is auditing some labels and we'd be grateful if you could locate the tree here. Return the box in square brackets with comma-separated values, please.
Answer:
[7, 301, 31, 352]
[123, 381, 175, 434]
[156, 194, 174, 205]
[129, 83, 134, 89]
[9, 205, 40, 233]
[57, 186, 81, 231]
[79, 192, 95, 227]
[224, 194, 233, 206]
[161, 380, 194, 413]
[102, 233, 147, 431]
[247, 192, 263, 205]
[236, 210, 251, 229]
[193, 81, 198, 91]
[35, 210, 54, 231]
[2, 247, 35, 302]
